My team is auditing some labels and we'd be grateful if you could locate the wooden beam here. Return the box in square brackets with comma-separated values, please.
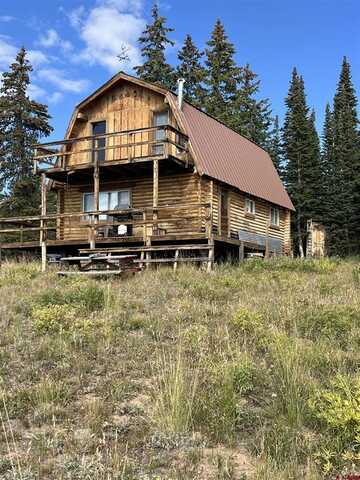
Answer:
[152, 158, 159, 236]
[239, 241, 245, 262]
[91, 149, 100, 249]
[207, 237, 214, 273]
[40, 173, 47, 272]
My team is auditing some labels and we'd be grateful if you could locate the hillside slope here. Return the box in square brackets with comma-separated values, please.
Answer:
[0, 259, 359, 479]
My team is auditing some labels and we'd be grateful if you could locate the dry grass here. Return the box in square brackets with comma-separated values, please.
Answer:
[0, 257, 359, 479]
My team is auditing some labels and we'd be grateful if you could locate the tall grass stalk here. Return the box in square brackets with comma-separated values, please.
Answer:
[152, 344, 199, 434]
[1, 395, 23, 479]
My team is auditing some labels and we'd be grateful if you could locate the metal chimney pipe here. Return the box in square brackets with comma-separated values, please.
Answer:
[177, 78, 185, 110]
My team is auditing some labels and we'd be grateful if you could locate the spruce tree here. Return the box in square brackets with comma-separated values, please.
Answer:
[320, 104, 335, 228]
[234, 63, 272, 147]
[331, 57, 360, 255]
[0, 47, 53, 216]
[306, 109, 323, 220]
[134, 3, 175, 90]
[267, 115, 283, 178]
[282, 69, 321, 257]
[203, 19, 240, 126]
[176, 34, 206, 107]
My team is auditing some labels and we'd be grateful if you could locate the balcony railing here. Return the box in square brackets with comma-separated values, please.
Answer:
[0, 202, 212, 248]
[34, 125, 189, 174]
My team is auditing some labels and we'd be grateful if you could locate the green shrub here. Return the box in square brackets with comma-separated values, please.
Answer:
[231, 307, 263, 336]
[231, 358, 257, 395]
[298, 306, 360, 347]
[308, 374, 360, 473]
[353, 265, 360, 286]
[32, 304, 78, 333]
[36, 281, 105, 313]
[240, 257, 339, 274]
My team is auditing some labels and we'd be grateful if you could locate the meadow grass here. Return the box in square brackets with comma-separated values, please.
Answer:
[0, 257, 359, 479]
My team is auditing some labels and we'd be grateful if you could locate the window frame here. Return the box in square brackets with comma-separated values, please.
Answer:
[270, 206, 280, 227]
[245, 198, 256, 216]
[83, 189, 132, 220]
[152, 109, 169, 155]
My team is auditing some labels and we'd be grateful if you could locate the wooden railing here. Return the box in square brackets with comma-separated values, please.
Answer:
[33, 125, 189, 173]
[0, 203, 212, 268]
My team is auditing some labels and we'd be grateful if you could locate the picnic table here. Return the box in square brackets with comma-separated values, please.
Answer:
[58, 254, 140, 276]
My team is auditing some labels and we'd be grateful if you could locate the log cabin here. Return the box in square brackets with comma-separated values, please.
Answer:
[0, 72, 294, 270]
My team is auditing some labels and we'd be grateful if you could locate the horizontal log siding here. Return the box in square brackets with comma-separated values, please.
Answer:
[208, 179, 291, 253]
[60, 172, 200, 241]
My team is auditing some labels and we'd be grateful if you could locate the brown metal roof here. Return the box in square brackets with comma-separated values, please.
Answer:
[178, 101, 294, 211]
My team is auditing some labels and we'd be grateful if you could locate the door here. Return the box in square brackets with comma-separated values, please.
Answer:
[220, 188, 229, 236]
[92, 121, 106, 163]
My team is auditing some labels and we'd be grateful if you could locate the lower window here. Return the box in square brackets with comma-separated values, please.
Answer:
[83, 190, 131, 219]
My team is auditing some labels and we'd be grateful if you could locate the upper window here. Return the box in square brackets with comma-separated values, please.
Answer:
[83, 190, 130, 220]
[153, 110, 168, 155]
[245, 198, 256, 215]
[92, 121, 106, 163]
[270, 207, 280, 226]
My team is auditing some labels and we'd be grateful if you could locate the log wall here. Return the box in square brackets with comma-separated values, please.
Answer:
[59, 172, 201, 240]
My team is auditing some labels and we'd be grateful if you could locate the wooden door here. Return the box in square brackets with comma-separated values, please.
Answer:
[92, 121, 106, 163]
[220, 188, 229, 236]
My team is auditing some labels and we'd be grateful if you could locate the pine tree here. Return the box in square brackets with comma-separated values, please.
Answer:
[176, 34, 206, 107]
[203, 19, 240, 126]
[331, 57, 360, 255]
[0, 47, 53, 216]
[306, 109, 323, 220]
[267, 115, 283, 178]
[320, 103, 335, 230]
[134, 3, 175, 90]
[282, 69, 321, 257]
[234, 63, 272, 147]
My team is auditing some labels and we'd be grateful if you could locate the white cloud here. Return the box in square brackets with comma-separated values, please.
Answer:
[37, 67, 89, 93]
[27, 83, 47, 99]
[65, 5, 86, 28]
[101, 0, 143, 16]
[27, 83, 63, 104]
[48, 91, 64, 104]
[38, 29, 73, 52]
[68, 1, 145, 72]
[0, 15, 15, 22]
[27, 49, 49, 67]
[0, 37, 17, 68]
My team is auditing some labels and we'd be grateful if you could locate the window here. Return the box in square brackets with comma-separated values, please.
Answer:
[153, 111, 168, 155]
[83, 190, 130, 220]
[92, 121, 106, 163]
[270, 207, 280, 227]
[245, 198, 256, 215]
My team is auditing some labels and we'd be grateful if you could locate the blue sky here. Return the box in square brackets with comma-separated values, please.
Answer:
[0, 0, 359, 141]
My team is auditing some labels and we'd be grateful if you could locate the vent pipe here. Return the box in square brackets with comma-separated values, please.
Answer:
[177, 78, 185, 110]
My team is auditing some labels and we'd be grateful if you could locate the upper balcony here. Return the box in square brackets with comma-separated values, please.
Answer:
[34, 125, 190, 178]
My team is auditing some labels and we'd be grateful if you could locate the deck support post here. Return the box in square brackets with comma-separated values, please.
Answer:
[207, 237, 214, 273]
[239, 241, 245, 262]
[173, 249, 179, 271]
[153, 159, 159, 231]
[40, 173, 47, 272]
[91, 151, 100, 249]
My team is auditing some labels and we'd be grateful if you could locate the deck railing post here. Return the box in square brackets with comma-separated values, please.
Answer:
[92, 144, 100, 250]
[153, 159, 159, 235]
[40, 173, 47, 272]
